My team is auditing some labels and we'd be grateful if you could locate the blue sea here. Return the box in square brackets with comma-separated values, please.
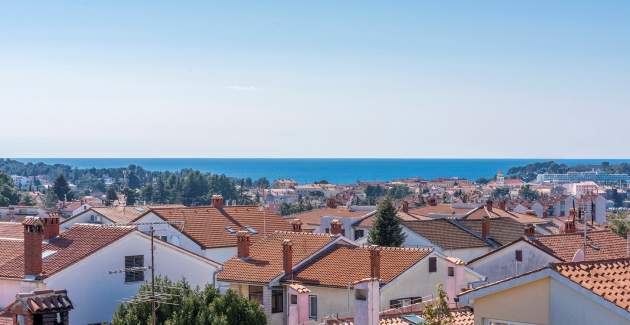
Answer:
[11, 158, 630, 184]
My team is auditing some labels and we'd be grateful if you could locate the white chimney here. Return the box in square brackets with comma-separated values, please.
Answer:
[353, 278, 380, 325]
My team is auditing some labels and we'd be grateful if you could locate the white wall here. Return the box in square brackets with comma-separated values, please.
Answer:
[44, 231, 220, 325]
[60, 210, 114, 231]
[0, 278, 43, 308]
[550, 278, 630, 325]
[401, 225, 490, 261]
[135, 212, 204, 255]
[204, 247, 237, 263]
[468, 241, 560, 283]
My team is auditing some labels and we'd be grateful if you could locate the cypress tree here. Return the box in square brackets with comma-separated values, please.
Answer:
[368, 197, 406, 247]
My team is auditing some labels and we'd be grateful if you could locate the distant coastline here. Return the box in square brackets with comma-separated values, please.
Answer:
[10, 158, 630, 184]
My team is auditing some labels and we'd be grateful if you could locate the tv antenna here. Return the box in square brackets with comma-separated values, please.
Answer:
[108, 220, 185, 325]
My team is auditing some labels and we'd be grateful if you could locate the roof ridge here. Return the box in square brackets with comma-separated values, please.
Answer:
[358, 245, 432, 252]
[273, 230, 337, 237]
[553, 257, 630, 267]
[536, 229, 615, 238]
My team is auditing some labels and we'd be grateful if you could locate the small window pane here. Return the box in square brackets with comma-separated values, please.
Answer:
[429, 257, 437, 272]
[309, 295, 318, 319]
[124, 255, 144, 283]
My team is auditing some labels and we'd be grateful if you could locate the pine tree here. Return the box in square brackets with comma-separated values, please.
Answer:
[423, 284, 453, 325]
[53, 175, 72, 201]
[106, 186, 118, 206]
[368, 197, 406, 247]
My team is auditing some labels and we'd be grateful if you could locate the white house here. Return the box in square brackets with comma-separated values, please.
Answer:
[60, 206, 153, 231]
[0, 215, 222, 325]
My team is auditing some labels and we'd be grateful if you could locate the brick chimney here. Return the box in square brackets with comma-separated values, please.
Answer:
[401, 201, 409, 214]
[498, 200, 507, 211]
[236, 231, 251, 258]
[368, 245, 381, 279]
[330, 219, 342, 235]
[212, 195, 224, 209]
[564, 220, 576, 233]
[485, 200, 493, 212]
[283, 239, 293, 279]
[42, 212, 60, 241]
[524, 224, 535, 238]
[325, 198, 336, 209]
[23, 217, 44, 278]
[290, 219, 303, 232]
[481, 217, 490, 240]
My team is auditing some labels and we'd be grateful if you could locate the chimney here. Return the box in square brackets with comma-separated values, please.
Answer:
[563, 220, 576, 233]
[401, 201, 409, 214]
[368, 245, 381, 279]
[236, 231, 251, 258]
[330, 219, 342, 235]
[481, 217, 490, 240]
[290, 219, 303, 232]
[42, 212, 60, 240]
[212, 195, 224, 209]
[498, 200, 507, 211]
[283, 239, 293, 279]
[23, 217, 44, 278]
[325, 198, 336, 209]
[524, 224, 535, 238]
[486, 199, 493, 212]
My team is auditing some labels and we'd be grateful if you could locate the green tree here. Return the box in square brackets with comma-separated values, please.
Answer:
[422, 284, 453, 325]
[43, 189, 58, 208]
[518, 185, 539, 201]
[368, 198, 406, 247]
[111, 277, 265, 325]
[0, 172, 19, 207]
[610, 212, 630, 238]
[53, 175, 72, 201]
[20, 193, 35, 206]
[123, 187, 137, 205]
[491, 187, 510, 199]
[106, 186, 118, 205]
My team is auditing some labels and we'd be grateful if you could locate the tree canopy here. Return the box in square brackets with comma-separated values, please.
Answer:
[422, 284, 453, 325]
[368, 197, 406, 247]
[0, 171, 19, 207]
[53, 174, 73, 201]
[111, 277, 266, 325]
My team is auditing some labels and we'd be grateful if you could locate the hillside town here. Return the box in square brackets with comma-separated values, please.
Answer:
[1, 162, 630, 325]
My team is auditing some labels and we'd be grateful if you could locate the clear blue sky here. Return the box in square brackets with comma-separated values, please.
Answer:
[1, 1, 629, 158]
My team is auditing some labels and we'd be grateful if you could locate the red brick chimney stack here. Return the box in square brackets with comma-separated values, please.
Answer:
[486, 200, 493, 212]
[330, 219, 342, 235]
[290, 219, 303, 232]
[43, 212, 60, 241]
[368, 245, 381, 279]
[498, 200, 507, 211]
[481, 217, 490, 240]
[212, 195, 224, 209]
[236, 231, 251, 258]
[524, 224, 535, 237]
[23, 217, 44, 278]
[326, 198, 337, 209]
[283, 239, 293, 279]
[401, 201, 409, 214]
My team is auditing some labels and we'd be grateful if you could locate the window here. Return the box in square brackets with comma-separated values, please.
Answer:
[390, 297, 422, 308]
[159, 235, 168, 242]
[248, 285, 263, 305]
[124, 255, 144, 283]
[309, 295, 318, 320]
[325, 228, 329, 233]
[515, 249, 523, 262]
[272, 289, 283, 313]
[429, 257, 437, 272]
[290, 294, 298, 304]
[448, 266, 454, 277]
[484, 319, 539, 325]
[354, 229, 365, 240]
[355, 289, 367, 301]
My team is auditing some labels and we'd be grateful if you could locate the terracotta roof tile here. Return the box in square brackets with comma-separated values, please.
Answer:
[0, 222, 23, 239]
[289, 207, 373, 226]
[458, 217, 525, 246]
[292, 246, 432, 288]
[553, 258, 630, 312]
[402, 219, 488, 250]
[0, 224, 135, 279]
[406, 204, 473, 219]
[532, 230, 627, 262]
[147, 206, 292, 249]
[217, 231, 337, 284]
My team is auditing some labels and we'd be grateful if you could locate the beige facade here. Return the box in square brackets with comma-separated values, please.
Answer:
[473, 277, 550, 325]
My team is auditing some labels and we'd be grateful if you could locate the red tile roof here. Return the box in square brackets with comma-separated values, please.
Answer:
[553, 258, 630, 312]
[532, 230, 627, 262]
[457, 217, 525, 246]
[0, 224, 135, 279]
[0, 222, 23, 239]
[292, 246, 432, 288]
[217, 231, 338, 284]
[407, 204, 473, 219]
[144, 205, 292, 249]
[402, 219, 488, 250]
[289, 207, 373, 227]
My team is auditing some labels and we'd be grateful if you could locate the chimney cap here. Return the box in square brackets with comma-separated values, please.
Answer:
[290, 218, 303, 225]
[22, 216, 43, 227]
[282, 239, 293, 247]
